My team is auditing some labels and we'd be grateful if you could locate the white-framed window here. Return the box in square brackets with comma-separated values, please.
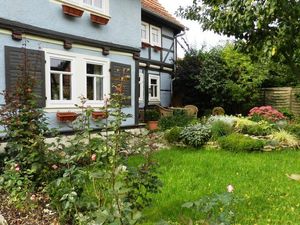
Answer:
[45, 49, 110, 109]
[141, 22, 150, 43]
[149, 74, 160, 102]
[150, 25, 162, 47]
[50, 57, 73, 101]
[86, 63, 104, 101]
[139, 72, 144, 102]
[60, 0, 109, 16]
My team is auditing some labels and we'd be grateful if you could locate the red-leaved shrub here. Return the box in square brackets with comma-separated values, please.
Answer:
[248, 106, 286, 122]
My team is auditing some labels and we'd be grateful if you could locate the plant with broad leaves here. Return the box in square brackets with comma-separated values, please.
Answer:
[180, 123, 211, 148]
[181, 186, 238, 225]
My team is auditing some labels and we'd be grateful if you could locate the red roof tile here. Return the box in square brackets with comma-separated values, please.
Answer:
[141, 0, 184, 30]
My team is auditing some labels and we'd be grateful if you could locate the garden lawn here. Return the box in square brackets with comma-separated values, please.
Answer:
[131, 148, 300, 224]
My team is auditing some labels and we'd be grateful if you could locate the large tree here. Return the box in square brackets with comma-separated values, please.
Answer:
[177, 0, 300, 77]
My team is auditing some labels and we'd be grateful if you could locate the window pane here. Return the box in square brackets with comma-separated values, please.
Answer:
[63, 75, 71, 100]
[93, 0, 102, 8]
[83, 0, 92, 5]
[87, 64, 103, 75]
[154, 86, 157, 97]
[50, 58, 71, 72]
[151, 79, 157, 85]
[141, 29, 146, 40]
[87, 76, 94, 100]
[51, 73, 60, 100]
[95, 77, 103, 100]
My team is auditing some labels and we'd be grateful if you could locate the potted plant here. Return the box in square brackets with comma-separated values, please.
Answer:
[145, 109, 160, 131]
[92, 111, 108, 120]
[62, 5, 84, 17]
[56, 112, 78, 122]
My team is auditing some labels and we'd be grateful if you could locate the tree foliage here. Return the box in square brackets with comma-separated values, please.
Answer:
[177, 0, 300, 77]
[174, 45, 271, 114]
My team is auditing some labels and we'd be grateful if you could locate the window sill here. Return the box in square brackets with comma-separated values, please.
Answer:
[148, 100, 160, 105]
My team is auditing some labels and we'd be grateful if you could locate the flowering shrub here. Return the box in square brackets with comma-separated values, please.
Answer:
[207, 115, 238, 127]
[248, 106, 286, 122]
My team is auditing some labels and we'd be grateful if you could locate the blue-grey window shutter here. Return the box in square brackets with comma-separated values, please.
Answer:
[110, 62, 131, 106]
[5, 46, 46, 108]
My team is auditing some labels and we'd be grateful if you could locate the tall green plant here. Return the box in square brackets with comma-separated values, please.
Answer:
[0, 47, 51, 206]
[47, 80, 161, 224]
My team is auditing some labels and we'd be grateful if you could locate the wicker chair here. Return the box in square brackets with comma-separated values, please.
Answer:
[184, 105, 198, 118]
[156, 105, 173, 117]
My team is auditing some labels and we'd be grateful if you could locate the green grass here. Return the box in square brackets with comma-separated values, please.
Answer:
[131, 148, 300, 224]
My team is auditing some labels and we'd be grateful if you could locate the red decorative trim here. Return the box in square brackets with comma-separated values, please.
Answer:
[11, 30, 22, 41]
[92, 111, 108, 120]
[153, 46, 162, 52]
[102, 47, 110, 56]
[133, 52, 140, 60]
[64, 40, 72, 50]
[56, 112, 78, 122]
[141, 42, 151, 49]
[90, 14, 109, 25]
[62, 5, 84, 17]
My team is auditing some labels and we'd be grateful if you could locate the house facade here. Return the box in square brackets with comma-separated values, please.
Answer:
[139, 0, 184, 109]
[0, 0, 184, 131]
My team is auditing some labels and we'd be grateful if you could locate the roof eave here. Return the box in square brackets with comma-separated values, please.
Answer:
[142, 8, 185, 35]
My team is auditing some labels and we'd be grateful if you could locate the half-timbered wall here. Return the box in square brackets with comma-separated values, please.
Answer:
[139, 21, 176, 108]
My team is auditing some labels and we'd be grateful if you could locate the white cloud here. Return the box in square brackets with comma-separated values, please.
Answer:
[158, 0, 233, 57]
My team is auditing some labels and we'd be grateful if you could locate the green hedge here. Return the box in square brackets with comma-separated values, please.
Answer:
[218, 133, 265, 152]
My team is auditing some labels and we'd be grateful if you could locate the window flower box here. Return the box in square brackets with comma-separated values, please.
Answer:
[142, 42, 151, 49]
[90, 14, 109, 25]
[153, 46, 162, 52]
[92, 111, 108, 120]
[62, 5, 84, 17]
[56, 112, 78, 122]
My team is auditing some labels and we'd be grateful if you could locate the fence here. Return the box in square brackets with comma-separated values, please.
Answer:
[261, 87, 300, 116]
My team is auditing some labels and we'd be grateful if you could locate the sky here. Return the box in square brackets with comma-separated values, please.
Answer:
[158, 0, 233, 57]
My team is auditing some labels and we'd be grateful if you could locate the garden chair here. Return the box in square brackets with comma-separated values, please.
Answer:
[156, 105, 173, 117]
[184, 105, 198, 118]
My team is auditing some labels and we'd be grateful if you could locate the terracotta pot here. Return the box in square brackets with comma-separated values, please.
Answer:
[62, 5, 84, 17]
[90, 14, 109, 25]
[56, 112, 78, 122]
[147, 121, 158, 131]
[92, 111, 108, 120]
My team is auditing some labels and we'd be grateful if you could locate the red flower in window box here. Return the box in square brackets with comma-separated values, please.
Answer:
[56, 112, 78, 122]
[142, 42, 151, 49]
[153, 46, 162, 52]
[92, 111, 108, 120]
[90, 14, 110, 25]
[62, 5, 84, 17]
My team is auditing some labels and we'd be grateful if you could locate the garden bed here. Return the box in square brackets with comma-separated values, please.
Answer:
[0, 191, 58, 225]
